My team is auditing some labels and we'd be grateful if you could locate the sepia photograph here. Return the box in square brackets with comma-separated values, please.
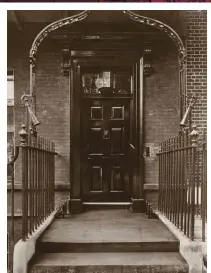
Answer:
[7, 10, 207, 273]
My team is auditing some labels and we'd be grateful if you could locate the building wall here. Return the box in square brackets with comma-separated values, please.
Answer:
[144, 41, 180, 187]
[7, 12, 207, 269]
[8, 27, 180, 186]
[35, 42, 70, 186]
[7, 10, 207, 219]
[185, 11, 207, 132]
[144, 10, 207, 206]
[7, 29, 71, 266]
[8, 28, 70, 187]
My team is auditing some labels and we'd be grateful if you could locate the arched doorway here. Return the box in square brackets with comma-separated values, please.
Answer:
[27, 10, 186, 213]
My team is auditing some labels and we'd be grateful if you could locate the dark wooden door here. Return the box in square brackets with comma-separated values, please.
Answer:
[81, 95, 132, 202]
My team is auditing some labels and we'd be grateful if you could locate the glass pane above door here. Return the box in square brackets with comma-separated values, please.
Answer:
[81, 70, 132, 95]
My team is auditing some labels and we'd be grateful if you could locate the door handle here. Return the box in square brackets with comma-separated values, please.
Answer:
[103, 129, 110, 140]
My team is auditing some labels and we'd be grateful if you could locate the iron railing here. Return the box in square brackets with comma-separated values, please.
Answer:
[19, 125, 57, 240]
[157, 126, 207, 241]
[7, 123, 61, 272]
[7, 146, 19, 273]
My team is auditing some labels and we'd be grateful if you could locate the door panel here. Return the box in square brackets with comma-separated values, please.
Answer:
[110, 127, 124, 155]
[89, 128, 103, 155]
[110, 165, 123, 191]
[90, 165, 103, 192]
[81, 97, 131, 202]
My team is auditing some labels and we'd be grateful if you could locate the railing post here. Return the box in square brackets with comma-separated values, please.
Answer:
[172, 137, 176, 223]
[201, 129, 207, 241]
[28, 131, 33, 235]
[19, 124, 28, 241]
[52, 142, 55, 211]
[180, 131, 185, 231]
[158, 144, 162, 211]
[190, 125, 199, 240]
[183, 128, 189, 236]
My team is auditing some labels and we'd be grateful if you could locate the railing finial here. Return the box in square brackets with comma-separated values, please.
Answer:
[19, 124, 27, 146]
[190, 125, 199, 147]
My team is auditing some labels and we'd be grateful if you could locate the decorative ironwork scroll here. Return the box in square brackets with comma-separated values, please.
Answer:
[123, 11, 185, 62]
[29, 10, 91, 96]
[123, 10, 187, 118]
[29, 11, 90, 69]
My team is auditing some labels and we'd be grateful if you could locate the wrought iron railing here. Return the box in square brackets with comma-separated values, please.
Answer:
[19, 125, 58, 240]
[7, 124, 58, 272]
[7, 146, 19, 273]
[157, 126, 207, 241]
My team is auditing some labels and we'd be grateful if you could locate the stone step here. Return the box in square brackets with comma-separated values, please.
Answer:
[37, 211, 180, 253]
[38, 211, 179, 246]
[37, 240, 179, 253]
[29, 252, 188, 273]
[83, 202, 131, 211]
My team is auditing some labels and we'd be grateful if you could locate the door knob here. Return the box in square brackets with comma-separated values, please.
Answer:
[103, 129, 110, 140]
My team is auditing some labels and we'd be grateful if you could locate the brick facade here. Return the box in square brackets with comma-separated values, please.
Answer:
[185, 11, 207, 132]
[144, 40, 180, 186]
[7, 10, 207, 204]
[7, 12, 207, 268]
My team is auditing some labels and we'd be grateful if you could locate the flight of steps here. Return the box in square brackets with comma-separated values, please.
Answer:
[28, 208, 188, 273]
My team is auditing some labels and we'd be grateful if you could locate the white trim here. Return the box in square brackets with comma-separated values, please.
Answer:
[13, 211, 57, 273]
[154, 210, 206, 273]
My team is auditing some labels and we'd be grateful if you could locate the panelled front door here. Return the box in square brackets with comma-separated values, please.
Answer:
[81, 95, 131, 202]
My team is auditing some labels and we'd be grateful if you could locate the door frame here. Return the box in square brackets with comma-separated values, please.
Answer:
[69, 59, 144, 213]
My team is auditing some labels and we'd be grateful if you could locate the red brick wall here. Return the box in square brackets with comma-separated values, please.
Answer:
[8, 26, 70, 186]
[144, 40, 180, 185]
[143, 11, 207, 189]
[36, 42, 70, 185]
[185, 10, 207, 132]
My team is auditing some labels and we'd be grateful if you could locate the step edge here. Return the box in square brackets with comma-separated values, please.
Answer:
[83, 202, 131, 205]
